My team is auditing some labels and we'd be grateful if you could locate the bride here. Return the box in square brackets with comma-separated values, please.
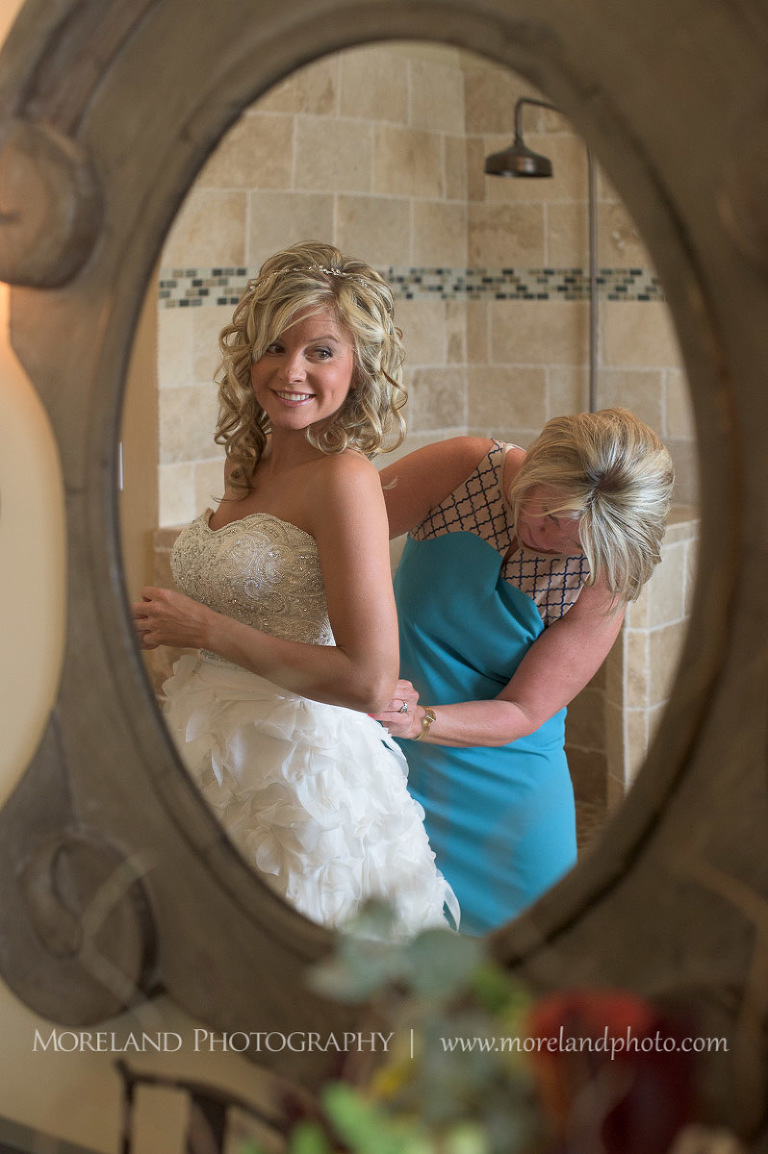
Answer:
[133, 241, 458, 936]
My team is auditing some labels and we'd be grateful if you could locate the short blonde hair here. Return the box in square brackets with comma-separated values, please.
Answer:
[215, 241, 407, 493]
[508, 408, 675, 603]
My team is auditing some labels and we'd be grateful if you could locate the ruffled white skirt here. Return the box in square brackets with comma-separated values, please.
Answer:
[161, 655, 459, 936]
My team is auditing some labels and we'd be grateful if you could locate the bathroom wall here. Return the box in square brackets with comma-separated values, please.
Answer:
[149, 40, 699, 839]
[157, 43, 472, 526]
[566, 506, 699, 845]
[155, 42, 697, 529]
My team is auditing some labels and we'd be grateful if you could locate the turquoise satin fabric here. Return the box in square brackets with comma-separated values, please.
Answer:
[395, 531, 577, 936]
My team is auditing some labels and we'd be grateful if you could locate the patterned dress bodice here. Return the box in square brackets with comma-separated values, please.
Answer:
[412, 441, 590, 626]
[171, 511, 334, 661]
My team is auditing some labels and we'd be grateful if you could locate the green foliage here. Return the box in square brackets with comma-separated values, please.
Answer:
[309, 901, 485, 1004]
[305, 902, 542, 1154]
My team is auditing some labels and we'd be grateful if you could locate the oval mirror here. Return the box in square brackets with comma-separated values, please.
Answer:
[1, 0, 765, 1134]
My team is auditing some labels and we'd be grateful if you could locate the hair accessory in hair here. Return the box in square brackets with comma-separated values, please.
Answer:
[248, 264, 369, 290]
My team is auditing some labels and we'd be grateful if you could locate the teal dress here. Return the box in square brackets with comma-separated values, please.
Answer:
[394, 442, 588, 936]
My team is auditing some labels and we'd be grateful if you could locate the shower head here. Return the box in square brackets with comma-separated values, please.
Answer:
[484, 95, 557, 178]
[484, 138, 553, 178]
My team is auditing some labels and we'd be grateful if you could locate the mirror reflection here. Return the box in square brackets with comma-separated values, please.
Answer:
[120, 41, 699, 937]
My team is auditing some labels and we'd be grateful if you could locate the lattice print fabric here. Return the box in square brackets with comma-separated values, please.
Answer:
[412, 441, 589, 626]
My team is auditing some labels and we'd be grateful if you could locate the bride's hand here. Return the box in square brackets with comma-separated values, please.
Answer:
[372, 680, 422, 738]
[132, 587, 212, 651]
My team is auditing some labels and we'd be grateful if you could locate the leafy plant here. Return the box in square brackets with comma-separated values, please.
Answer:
[259, 902, 544, 1154]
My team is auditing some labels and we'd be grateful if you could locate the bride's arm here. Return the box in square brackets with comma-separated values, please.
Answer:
[133, 453, 399, 712]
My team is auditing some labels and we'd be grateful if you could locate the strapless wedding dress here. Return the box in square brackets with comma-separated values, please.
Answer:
[161, 510, 458, 935]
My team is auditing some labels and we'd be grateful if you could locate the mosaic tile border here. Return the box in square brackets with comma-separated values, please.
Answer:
[158, 266, 666, 308]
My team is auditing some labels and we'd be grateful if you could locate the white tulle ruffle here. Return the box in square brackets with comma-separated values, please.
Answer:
[162, 655, 459, 935]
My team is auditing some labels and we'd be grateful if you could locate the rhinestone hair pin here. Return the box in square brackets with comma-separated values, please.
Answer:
[248, 264, 370, 290]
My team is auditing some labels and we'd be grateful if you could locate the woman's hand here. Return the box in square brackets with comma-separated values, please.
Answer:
[372, 680, 423, 738]
[132, 587, 212, 651]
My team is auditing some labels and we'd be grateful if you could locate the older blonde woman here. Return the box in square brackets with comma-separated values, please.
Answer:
[133, 242, 457, 935]
[375, 409, 674, 935]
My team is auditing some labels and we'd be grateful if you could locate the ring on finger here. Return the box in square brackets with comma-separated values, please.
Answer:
[398, 700, 409, 714]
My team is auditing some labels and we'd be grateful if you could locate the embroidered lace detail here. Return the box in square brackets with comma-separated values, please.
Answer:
[412, 441, 590, 626]
[171, 512, 334, 663]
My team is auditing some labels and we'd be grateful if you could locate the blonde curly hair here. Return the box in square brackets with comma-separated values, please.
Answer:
[215, 241, 407, 493]
[508, 408, 675, 603]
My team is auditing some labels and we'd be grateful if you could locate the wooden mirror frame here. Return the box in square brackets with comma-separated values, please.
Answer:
[2, 0, 768, 1131]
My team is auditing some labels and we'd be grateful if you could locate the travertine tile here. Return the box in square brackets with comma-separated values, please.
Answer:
[683, 537, 700, 616]
[409, 58, 465, 134]
[665, 506, 700, 541]
[164, 189, 247, 267]
[666, 439, 699, 505]
[295, 117, 373, 192]
[466, 136, 488, 203]
[466, 301, 489, 364]
[467, 365, 547, 430]
[625, 707, 650, 783]
[647, 701, 668, 751]
[412, 201, 467, 266]
[476, 424, 540, 446]
[408, 366, 467, 432]
[158, 307, 195, 389]
[197, 113, 293, 189]
[468, 203, 545, 266]
[339, 47, 409, 124]
[625, 628, 650, 708]
[256, 56, 339, 116]
[463, 67, 539, 135]
[336, 195, 411, 266]
[547, 366, 589, 416]
[649, 620, 687, 705]
[597, 369, 664, 431]
[598, 202, 653, 268]
[373, 125, 443, 199]
[602, 301, 682, 368]
[490, 300, 589, 366]
[647, 541, 686, 627]
[665, 367, 695, 440]
[192, 304, 233, 385]
[246, 191, 335, 267]
[159, 463, 196, 528]
[446, 301, 467, 365]
[625, 585, 650, 630]
[546, 200, 590, 267]
[397, 299, 448, 366]
[377, 428, 457, 469]
[158, 385, 220, 464]
[194, 456, 227, 515]
[445, 135, 468, 203]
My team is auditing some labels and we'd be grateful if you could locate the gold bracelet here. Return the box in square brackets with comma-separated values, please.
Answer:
[413, 706, 436, 741]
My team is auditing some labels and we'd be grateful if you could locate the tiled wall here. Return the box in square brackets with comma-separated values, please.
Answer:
[156, 42, 697, 527]
[605, 506, 699, 805]
[565, 507, 699, 844]
[151, 42, 700, 837]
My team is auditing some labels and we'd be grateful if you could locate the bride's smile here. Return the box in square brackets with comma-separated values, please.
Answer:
[251, 307, 356, 432]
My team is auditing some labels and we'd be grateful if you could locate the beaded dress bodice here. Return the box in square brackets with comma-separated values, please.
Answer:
[171, 511, 334, 662]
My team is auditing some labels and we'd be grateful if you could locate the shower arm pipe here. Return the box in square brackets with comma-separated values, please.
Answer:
[513, 98, 598, 412]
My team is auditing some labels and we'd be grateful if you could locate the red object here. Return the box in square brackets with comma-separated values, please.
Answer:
[525, 989, 696, 1154]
